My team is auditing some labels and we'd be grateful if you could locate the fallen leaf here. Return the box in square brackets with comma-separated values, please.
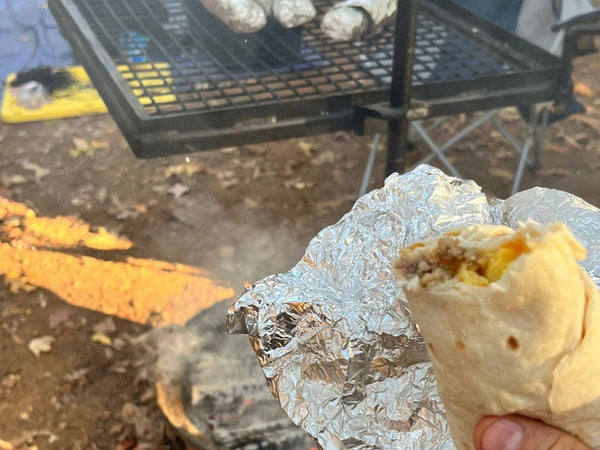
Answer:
[5, 278, 37, 295]
[556, 132, 584, 150]
[63, 368, 90, 383]
[0, 439, 13, 450]
[69, 138, 106, 158]
[95, 188, 108, 203]
[164, 163, 205, 178]
[243, 197, 259, 208]
[488, 168, 514, 182]
[574, 83, 595, 98]
[92, 333, 112, 346]
[151, 184, 169, 195]
[297, 140, 315, 158]
[545, 143, 571, 154]
[539, 167, 571, 177]
[49, 309, 71, 329]
[0, 174, 27, 187]
[1, 374, 20, 389]
[93, 317, 117, 335]
[167, 183, 190, 199]
[284, 178, 314, 190]
[28, 336, 55, 357]
[498, 107, 520, 123]
[19, 161, 50, 181]
[311, 150, 336, 166]
[109, 424, 123, 436]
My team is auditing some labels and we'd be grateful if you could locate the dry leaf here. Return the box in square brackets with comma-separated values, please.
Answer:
[28, 336, 55, 357]
[297, 140, 315, 158]
[93, 317, 117, 335]
[498, 107, 520, 123]
[311, 150, 336, 166]
[539, 167, 571, 177]
[167, 183, 190, 199]
[1, 174, 27, 187]
[556, 132, 584, 150]
[488, 168, 514, 182]
[574, 83, 595, 98]
[5, 278, 37, 295]
[19, 161, 50, 181]
[63, 368, 90, 383]
[0, 438, 13, 450]
[284, 178, 314, 190]
[1, 374, 20, 389]
[92, 333, 112, 346]
[164, 163, 205, 178]
[69, 138, 106, 158]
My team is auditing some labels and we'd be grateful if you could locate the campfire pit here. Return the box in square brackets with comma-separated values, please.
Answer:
[153, 301, 315, 450]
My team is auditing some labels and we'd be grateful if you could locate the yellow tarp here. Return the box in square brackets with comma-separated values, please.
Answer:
[1, 65, 108, 123]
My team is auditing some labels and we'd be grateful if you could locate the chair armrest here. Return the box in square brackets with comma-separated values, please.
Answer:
[552, 9, 600, 32]
[558, 23, 600, 95]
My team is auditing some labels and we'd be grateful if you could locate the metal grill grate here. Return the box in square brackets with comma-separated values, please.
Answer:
[73, 0, 519, 116]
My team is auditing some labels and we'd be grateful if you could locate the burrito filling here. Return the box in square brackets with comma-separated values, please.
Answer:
[395, 233, 529, 288]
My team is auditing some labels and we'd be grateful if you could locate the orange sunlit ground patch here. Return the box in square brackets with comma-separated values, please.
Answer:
[0, 197, 234, 325]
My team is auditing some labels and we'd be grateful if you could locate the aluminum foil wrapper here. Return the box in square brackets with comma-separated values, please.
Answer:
[227, 165, 600, 449]
[200, 0, 314, 33]
[321, 0, 395, 41]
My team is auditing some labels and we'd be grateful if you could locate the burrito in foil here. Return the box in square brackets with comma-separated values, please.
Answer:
[393, 221, 600, 449]
[228, 165, 600, 449]
[200, 0, 315, 33]
[321, 0, 396, 41]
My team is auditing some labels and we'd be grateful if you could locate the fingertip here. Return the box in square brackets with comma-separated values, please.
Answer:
[473, 416, 502, 450]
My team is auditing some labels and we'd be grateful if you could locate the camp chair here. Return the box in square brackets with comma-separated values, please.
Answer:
[359, 0, 600, 196]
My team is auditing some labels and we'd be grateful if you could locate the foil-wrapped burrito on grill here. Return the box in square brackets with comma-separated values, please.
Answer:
[200, 0, 315, 32]
[228, 165, 600, 449]
[321, 0, 396, 41]
[393, 222, 600, 449]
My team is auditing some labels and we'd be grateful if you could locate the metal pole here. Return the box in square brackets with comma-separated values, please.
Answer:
[386, 0, 419, 175]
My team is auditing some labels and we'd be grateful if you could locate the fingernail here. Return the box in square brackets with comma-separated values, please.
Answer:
[481, 418, 524, 450]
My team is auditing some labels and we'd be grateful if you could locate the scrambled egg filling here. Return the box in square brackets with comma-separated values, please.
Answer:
[457, 239, 526, 286]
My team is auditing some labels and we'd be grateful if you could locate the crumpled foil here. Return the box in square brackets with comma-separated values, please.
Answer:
[321, 0, 395, 41]
[227, 165, 600, 449]
[200, 0, 315, 33]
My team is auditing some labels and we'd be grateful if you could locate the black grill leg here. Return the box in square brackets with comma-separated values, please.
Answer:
[386, 118, 410, 175]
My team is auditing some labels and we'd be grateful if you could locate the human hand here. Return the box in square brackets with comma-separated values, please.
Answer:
[474, 415, 591, 450]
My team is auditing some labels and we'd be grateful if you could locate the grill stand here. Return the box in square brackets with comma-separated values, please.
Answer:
[386, 0, 419, 175]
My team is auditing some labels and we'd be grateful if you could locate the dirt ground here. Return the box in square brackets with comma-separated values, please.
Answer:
[0, 47, 599, 449]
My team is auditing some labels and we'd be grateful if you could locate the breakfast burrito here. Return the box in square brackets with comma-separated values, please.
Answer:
[393, 221, 600, 450]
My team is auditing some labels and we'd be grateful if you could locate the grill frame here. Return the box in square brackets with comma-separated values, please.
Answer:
[49, 0, 562, 158]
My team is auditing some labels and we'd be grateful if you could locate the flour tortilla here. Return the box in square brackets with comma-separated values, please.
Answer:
[393, 222, 600, 450]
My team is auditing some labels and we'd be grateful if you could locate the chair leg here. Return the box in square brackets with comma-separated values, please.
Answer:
[532, 106, 550, 170]
[511, 128, 535, 195]
[359, 133, 381, 197]
[412, 122, 461, 177]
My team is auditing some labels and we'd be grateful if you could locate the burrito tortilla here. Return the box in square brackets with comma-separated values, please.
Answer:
[393, 221, 600, 450]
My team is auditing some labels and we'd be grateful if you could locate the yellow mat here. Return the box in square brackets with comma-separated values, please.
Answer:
[1, 66, 108, 123]
[1, 63, 178, 123]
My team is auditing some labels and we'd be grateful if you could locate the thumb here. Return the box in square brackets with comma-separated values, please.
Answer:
[473, 415, 591, 450]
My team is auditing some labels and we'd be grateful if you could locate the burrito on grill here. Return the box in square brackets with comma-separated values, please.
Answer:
[321, 0, 396, 41]
[201, 0, 315, 33]
[393, 221, 600, 450]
